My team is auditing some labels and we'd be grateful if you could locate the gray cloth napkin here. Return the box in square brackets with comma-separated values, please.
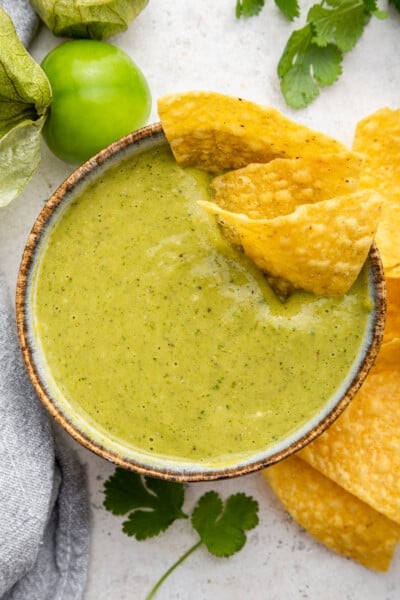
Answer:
[0, 275, 90, 600]
[0, 2, 90, 598]
[0, 0, 40, 46]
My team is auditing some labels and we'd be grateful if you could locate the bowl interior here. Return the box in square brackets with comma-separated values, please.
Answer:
[16, 123, 386, 481]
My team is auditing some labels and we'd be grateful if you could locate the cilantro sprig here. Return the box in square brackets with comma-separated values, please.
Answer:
[236, 0, 392, 108]
[104, 468, 259, 599]
[236, 0, 266, 17]
[236, 0, 300, 20]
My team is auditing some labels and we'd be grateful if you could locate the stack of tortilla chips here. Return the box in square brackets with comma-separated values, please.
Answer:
[264, 108, 400, 571]
[158, 91, 382, 298]
[158, 93, 399, 570]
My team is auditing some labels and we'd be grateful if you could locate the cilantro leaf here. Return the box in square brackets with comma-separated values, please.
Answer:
[275, 0, 300, 21]
[104, 468, 150, 515]
[236, 0, 265, 18]
[103, 468, 187, 539]
[277, 24, 313, 78]
[104, 470, 260, 597]
[308, 0, 372, 52]
[363, 0, 387, 18]
[306, 42, 343, 87]
[278, 24, 342, 108]
[191, 491, 259, 557]
[237, 0, 388, 108]
[280, 63, 319, 109]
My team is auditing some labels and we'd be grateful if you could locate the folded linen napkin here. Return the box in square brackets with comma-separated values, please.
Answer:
[0, 274, 90, 600]
[0, 4, 90, 597]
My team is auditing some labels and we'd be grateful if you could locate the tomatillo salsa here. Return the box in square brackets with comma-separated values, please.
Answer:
[31, 143, 373, 468]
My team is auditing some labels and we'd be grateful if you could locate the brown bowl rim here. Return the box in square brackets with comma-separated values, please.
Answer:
[16, 122, 387, 482]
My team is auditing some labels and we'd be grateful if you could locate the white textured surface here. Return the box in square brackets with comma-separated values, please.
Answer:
[1, 1, 400, 598]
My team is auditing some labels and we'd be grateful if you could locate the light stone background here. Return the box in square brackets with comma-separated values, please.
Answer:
[1, 1, 400, 598]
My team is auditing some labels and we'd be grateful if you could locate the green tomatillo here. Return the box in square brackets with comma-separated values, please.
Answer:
[41, 40, 151, 163]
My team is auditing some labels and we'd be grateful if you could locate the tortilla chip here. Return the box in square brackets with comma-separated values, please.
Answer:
[158, 91, 347, 173]
[210, 152, 364, 257]
[298, 339, 400, 524]
[386, 277, 400, 342]
[211, 153, 364, 220]
[353, 108, 400, 276]
[199, 190, 382, 296]
[263, 456, 400, 571]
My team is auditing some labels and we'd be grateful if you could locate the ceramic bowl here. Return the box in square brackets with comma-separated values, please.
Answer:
[16, 123, 386, 481]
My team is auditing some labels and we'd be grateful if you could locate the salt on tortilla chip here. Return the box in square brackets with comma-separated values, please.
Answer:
[263, 456, 400, 572]
[210, 152, 363, 255]
[353, 107, 400, 276]
[386, 277, 400, 342]
[299, 339, 400, 524]
[158, 91, 347, 173]
[199, 190, 382, 296]
[211, 153, 364, 220]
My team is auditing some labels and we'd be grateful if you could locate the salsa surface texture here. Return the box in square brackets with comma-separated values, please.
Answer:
[31, 144, 373, 468]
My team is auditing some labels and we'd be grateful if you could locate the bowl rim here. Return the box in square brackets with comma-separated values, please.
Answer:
[16, 122, 387, 482]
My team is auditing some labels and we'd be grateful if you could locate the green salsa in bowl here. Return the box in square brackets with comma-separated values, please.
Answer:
[16, 123, 386, 481]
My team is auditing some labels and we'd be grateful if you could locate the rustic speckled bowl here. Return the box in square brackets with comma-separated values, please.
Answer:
[16, 123, 386, 481]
